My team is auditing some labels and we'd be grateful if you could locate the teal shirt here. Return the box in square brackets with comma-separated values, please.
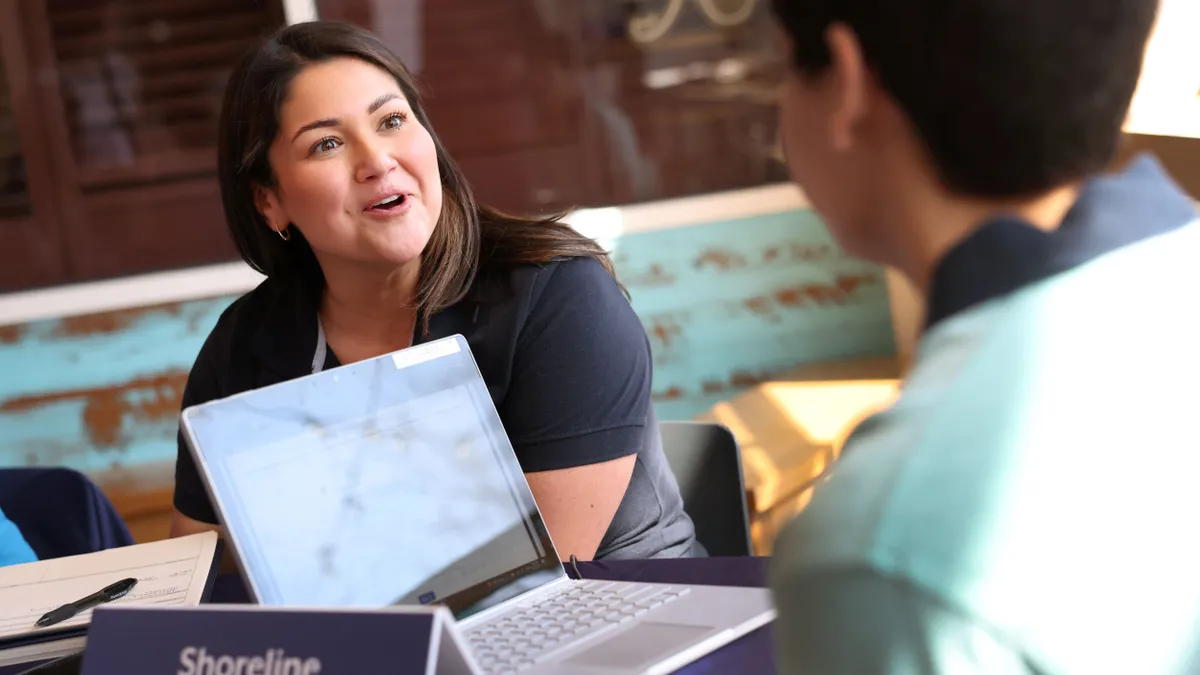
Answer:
[770, 157, 1200, 674]
[0, 505, 37, 567]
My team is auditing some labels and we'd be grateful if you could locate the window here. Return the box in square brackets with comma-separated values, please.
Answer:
[0, 0, 284, 292]
[0, 2, 68, 291]
[0, 59, 27, 222]
[0, 0, 787, 293]
[316, 0, 787, 215]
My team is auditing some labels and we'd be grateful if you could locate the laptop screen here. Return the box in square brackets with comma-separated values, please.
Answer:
[181, 335, 564, 619]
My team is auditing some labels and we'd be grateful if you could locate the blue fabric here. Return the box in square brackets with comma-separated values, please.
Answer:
[926, 154, 1196, 327]
[0, 468, 135, 561]
[0, 504, 37, 567]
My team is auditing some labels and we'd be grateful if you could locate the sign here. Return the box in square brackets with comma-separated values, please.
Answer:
[79, 604, 479, 675]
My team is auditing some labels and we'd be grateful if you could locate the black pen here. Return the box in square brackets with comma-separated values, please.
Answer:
[34, 577, 138, 628]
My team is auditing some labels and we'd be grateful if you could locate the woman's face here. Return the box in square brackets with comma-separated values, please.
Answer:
[257, 57, 443, 273]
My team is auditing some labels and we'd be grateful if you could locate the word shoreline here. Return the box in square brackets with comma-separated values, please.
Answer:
[177, 646, 321, 675]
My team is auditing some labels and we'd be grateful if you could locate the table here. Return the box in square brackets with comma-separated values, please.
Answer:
[5, 557, 775, 675]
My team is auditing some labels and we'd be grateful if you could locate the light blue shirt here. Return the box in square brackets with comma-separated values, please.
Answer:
[0, 505, 37, 567]
[769, 156, 1200, 674]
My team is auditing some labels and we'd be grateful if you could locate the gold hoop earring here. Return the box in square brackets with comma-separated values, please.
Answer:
[277, 226, 291, 241]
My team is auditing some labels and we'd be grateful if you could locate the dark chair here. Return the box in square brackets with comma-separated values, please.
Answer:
[0, 467, 135, 560]
[659, 421, 754, 557]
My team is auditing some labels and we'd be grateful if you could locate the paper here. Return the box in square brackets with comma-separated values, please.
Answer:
[0, 531, 218, 641]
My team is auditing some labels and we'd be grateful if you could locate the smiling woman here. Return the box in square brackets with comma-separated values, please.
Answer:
[250, 57, 444, 306]
[169, 21, 702, 563]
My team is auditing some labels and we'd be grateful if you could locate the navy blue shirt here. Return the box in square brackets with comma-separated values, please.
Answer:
[173, 257, 699, 560]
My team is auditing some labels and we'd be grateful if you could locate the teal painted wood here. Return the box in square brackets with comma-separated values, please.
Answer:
[0, 298, 234, 473]
[618, 211, 895, 420]
[0, 299, 230, 403]
[0, 209, 896, 474]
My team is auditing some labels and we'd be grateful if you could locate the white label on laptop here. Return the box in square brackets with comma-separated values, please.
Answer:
[392, 339, 461, 370]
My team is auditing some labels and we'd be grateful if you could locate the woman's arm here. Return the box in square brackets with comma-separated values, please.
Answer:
[169, 303, 233, 544]
[500, 257, 653, 561]
[525, 456, 637, 561]
[169, 511, 220, 537]
[169, 511, 240, 572]
[169, 325, 244, 572]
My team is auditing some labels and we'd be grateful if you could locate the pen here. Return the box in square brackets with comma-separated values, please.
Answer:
[34, 577, 138, 628]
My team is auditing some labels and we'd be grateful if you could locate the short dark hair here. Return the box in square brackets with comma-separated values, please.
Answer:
[770, 0, 1161, 197]
[218, 21, 619, 331]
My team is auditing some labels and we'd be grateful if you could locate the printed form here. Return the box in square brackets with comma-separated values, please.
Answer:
[0, 531, 218, 642]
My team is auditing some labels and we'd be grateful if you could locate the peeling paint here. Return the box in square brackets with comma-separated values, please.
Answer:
[0, 324, 23, 344]
[0, 370, 186, 449]
[694, 248, 748, 271]
[653, 386, 685, 401]
[772, 273, 877, 308]
[1, 207, 898, 476]
[51, 303, 185, 338]
[624, 263, 676, 287]
[83, 371, 188, 448]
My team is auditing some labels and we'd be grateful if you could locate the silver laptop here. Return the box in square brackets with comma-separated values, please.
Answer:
[180, 334, 774, 675]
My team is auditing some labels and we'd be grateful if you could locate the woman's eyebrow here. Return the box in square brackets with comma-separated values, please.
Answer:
[367, 92, 401, 114]
[291, 92, 405, 142]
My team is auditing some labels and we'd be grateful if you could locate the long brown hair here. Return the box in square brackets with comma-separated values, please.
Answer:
[217, 21, 620, 330]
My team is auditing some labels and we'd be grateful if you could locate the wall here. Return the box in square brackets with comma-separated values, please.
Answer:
[618, 208, 895, 420]
[0, 185, 897, 486]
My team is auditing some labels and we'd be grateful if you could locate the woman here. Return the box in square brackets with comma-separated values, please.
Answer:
[169, 21, 700, 561]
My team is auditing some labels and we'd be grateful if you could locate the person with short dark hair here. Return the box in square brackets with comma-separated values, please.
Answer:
[169, 21, 700, 563]
[767, 0, 1200, 671]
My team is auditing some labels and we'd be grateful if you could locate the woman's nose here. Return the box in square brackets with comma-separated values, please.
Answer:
[354, 140, 399, 183]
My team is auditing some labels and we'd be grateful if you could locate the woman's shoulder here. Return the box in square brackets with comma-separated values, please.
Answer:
[479, 255, 642, 349]
[484, 256, 626, 309]
[186, 276, 288, 394]
[201, 276, 280, 349]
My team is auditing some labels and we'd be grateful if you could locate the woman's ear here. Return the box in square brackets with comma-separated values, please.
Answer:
[253, 183, 287, 234]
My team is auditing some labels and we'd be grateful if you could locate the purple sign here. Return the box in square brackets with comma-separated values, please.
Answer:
[79, 604, 479, 674]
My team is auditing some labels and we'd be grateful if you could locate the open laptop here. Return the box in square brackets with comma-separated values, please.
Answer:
[180, 334, 774, 675]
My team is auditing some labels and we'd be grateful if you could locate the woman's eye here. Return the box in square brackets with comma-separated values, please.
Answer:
[311, 137, 341, 155]
[381, 112, 407, 131]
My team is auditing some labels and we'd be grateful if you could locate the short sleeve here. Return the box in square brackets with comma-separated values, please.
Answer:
[172, 317, 230, 525]
[770, 566, 1035, 675]
[500, 257, 653, 473]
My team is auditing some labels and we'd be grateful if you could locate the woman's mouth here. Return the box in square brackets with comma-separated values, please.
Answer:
[369, 194, 407, 211]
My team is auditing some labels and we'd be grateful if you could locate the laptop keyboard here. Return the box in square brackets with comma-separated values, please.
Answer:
[464, 580, 691, 674]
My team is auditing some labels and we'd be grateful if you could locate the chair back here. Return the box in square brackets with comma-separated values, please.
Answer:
[0, 467, 134, 560]
[659, 421, 753, 557]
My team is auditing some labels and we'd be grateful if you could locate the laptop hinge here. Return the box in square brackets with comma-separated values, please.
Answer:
[458, 576, 573, 629]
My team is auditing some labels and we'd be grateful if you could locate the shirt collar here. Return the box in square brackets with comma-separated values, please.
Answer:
[249, 273, 482, 381]
[925, 154, 1197, 329]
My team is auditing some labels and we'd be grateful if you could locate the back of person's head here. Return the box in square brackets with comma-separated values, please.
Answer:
[770, 0, 1161, 199]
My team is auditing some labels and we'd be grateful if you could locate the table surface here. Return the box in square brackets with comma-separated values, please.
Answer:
[5, 556, 776, 675]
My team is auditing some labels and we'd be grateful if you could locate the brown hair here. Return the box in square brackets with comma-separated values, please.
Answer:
[217, 21, 619, 330]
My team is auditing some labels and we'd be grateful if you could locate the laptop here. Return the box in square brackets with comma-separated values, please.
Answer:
[180, 334, 775, 675]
